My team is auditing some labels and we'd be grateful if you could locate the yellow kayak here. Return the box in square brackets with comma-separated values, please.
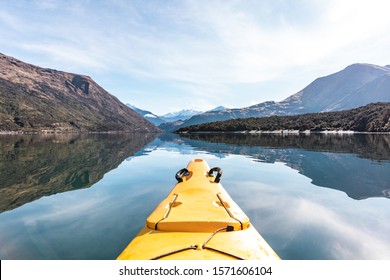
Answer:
[117, 158, 280, 260]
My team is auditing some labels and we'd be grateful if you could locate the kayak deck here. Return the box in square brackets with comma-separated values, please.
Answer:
[117, 158, 280, 260]
[118, 225, 277, 260]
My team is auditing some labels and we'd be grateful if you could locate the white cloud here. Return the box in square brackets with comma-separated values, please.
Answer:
[0, 10, 22, 31]
[19, 43, 107, 71]
[1, 0, 390, 113]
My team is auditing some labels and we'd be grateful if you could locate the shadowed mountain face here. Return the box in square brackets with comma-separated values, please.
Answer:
[0, 133, 157, 212]
[175, 133, 390, 200]
[0, 53, 159, 132]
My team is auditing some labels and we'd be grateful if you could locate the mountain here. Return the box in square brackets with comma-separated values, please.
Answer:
[157, 106, 228, 131]
[158, 119, 186, 131]
[126, 103, 165, 126]
[0, 53, 160, 133]
[207, 106, 227, 112]
[163, 63, 390, 131]
[125, 105, 219, 126]
[177, 103, 390, 133]
[123, 105, 228, 128]
[282, 63, 390, 112]
[160, 109, 203, 123]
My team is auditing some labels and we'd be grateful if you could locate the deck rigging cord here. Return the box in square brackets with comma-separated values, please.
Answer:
[150, 225, 245, 260]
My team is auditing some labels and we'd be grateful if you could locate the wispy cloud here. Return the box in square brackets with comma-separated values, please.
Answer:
[1, 0, 390, 113]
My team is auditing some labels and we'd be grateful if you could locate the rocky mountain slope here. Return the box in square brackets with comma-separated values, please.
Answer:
[165, 63, 390, 131]
[0, 53, 159, 133]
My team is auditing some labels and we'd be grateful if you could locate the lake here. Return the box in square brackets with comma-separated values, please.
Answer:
[0, 133, 389, 260]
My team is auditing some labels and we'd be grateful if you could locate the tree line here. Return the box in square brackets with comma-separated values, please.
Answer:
[177, 103, 390, 133]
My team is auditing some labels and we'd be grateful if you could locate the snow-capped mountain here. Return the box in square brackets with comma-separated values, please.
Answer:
[126, 104, 165, 126]
[160, 109, 204, 123]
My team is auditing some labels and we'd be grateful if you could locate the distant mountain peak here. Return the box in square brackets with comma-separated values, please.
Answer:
[343, 63, 390, 74]
[159, 109, 204, 123]
[161, 109, 203, 119]
[207, 106, 227, 112]
[126, 103, 164, 126]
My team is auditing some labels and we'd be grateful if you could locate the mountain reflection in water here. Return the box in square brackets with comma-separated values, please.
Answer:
[1, 133, 388, 215]
[0, 132, 389, 260]
[176, 133, 390, 200]
[0, 133, 157, 213]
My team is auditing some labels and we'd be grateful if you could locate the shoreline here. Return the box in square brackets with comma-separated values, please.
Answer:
[0, 130, 162, 135]
[177, 130, 390, 135]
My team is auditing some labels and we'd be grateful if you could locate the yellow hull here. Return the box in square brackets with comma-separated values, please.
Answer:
[117, 158, 280, 260]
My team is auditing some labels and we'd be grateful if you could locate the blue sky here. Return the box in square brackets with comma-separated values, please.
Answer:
[1, 0, 389, 115]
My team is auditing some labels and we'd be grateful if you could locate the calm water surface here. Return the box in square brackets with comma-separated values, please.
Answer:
[0, 133, 389, 259]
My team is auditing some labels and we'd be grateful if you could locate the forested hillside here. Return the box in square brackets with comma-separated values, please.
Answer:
[177, 103, 390, 133]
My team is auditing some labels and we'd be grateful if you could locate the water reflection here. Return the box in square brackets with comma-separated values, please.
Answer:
[178, 133, 390, 161]
[0, 132, 389, 260]
[176, 133, 390, 200]
[0, 133, 157, 213]
[1, 133, 388, 213]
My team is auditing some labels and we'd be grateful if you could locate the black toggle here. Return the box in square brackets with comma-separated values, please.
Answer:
[175, 168, 190, 183]
[208, 167, 223, 183]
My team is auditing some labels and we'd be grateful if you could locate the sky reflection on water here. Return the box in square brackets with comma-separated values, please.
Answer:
[0, 133, 389, 260]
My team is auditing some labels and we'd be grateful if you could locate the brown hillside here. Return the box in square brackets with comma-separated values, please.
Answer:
[0, 53, 159, 133]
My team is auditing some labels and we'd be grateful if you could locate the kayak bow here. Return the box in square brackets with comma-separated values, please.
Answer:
[117, 158, 280, 260]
